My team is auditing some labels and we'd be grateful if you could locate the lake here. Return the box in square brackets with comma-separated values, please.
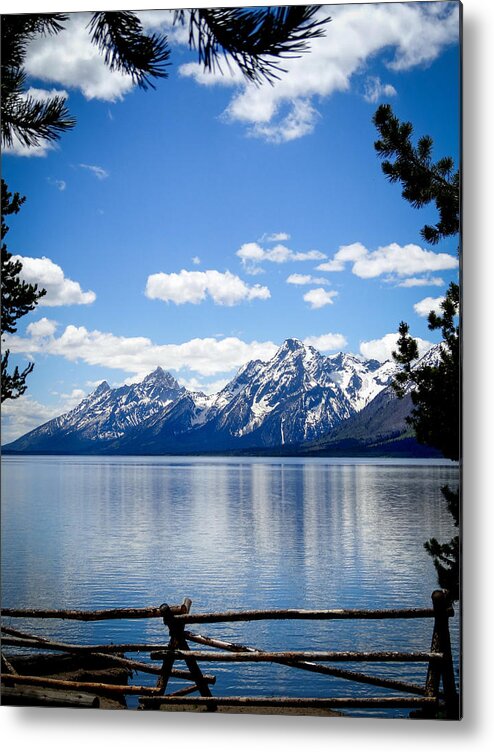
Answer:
[1, 455, 459, 716]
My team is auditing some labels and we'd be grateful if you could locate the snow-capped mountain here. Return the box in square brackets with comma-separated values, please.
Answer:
[4, 338, 414, 455]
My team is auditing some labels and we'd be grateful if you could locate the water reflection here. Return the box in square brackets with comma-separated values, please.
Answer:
[1, 455, 459, 715]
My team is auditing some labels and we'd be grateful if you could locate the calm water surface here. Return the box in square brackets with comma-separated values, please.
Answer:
[1, 455, 459, 716]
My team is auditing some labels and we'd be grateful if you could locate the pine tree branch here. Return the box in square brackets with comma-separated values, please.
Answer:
[176, 6, 330, 85]
[88, 11, 170, 89]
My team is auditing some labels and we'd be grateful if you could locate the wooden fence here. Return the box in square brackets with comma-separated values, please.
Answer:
[1, 589, 459, 718]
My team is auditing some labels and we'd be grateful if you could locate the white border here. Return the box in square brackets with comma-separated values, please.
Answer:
[1, 1, 493, 750]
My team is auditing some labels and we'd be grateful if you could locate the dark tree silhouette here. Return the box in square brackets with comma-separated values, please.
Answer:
[1, 179, 46, 401]
[374, 104, 460, 602]
[373, 103, 459, 246]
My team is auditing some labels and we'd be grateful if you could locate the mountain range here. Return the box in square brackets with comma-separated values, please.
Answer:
[2, 338, 443, 457]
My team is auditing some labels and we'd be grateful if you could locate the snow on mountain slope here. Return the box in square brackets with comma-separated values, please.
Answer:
[3, 339, 440, 454]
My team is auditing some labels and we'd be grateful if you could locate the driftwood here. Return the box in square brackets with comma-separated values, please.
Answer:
[150, 649, 444, 663]
[1, 601, 189, 621]
[170, 606, 452, 625]
[2, 673, 163, 696]
[1, 591, 457, 718]
[0, 626, 215, 684]
[138, 694, 439, 710]
[184, 630, 428, 696]
[1, 651, 18, 675]
[1, 684, 100, 708]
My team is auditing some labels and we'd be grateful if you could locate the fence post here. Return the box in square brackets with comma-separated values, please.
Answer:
[431, 590, 459, 719]
[158, 599, 215, 707]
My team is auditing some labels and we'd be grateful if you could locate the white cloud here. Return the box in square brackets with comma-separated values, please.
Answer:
[317, 242, 368, 272]
[5, 327, 278, 378]
[303, 288, 338, 309]
[145, 269, 270, 306]
[24, 14, 135, 101]
[1, 388, 87, 444]
[397, 277, 445, 287]
[192, 256, 201, 265]
[26, 317, 58, 339]
[413, 296, 445, 317]
[236, 241, 326, 274]
[13, 256, 96, 307]
[246, 99, 320, 144]
[303, 333, 347, 352]
[363, 76, 397, 104]
[259, 232, 291, 243]
[318, 242, 458, 279]
[3, 135, 54, 158]
[286, 273, 330, 286]
[177, 376, 230, 395]
[79, 163, 109, 180]
[49, 178, 67, 191]
[180, 2, 458, 141]
[360, 332, 433, 363]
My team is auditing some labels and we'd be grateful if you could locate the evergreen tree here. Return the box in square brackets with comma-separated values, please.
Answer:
[1, 179, 46, 401]
[373, 103, 459, 246]
[374, 104, 460, 602]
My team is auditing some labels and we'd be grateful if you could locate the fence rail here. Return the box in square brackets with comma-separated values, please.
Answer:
[1, 589, 459, 718]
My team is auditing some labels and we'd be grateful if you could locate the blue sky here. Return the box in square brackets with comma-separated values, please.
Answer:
[2, 1, 460, 442]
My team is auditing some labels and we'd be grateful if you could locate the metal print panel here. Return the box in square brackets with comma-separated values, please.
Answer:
[1, 2, 461, 719]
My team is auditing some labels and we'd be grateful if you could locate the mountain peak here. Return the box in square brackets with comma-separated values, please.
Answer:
[277, 337, 305, 356]
[142, 367, 181, 390]
[92, 381, 110, 397]
[143, 366, 166, 382]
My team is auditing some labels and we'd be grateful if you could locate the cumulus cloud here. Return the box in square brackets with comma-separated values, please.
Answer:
[303, 333, 347, 351]
[1, 388, 87, 444]
[5, 326, 279, 378]
[192, 256, 201, 265]
[363, 76, 397, 104]
[286, 273, 330, 286]
[397, 276, 445, 287]
[360, 332, 433, 362]
[145, 269, 270, 306]
[413, 296, 445, 317]
[24, 14, 135, 101]
[13, 256, 96, 306]
[180, 2, 458, 141]
[318, 242, 458, 279]
[26, 317, 58, 339]
[237, 241, 326, 274]
[79, 163, 109, 180]
[303, 288, 338, 309]
[317, 242, 367, 272]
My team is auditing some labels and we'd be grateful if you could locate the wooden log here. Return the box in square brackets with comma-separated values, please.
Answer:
[430, 590, 460, 719]
[170, 607, 446, 625]
[1, 651, 18, 675]
[165, 684, 200, 698]
[2, 673, 164, 696]
[184, 630, 427, 696]
[157, 600, 213, 701]
[150, 649, 444, 664]
[1, 625, 213, 678]
[1, 684, 101, 708]
[1, 601, 188, 621]
[2, 637, 171, 653]
[138, 694, 439, 710]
